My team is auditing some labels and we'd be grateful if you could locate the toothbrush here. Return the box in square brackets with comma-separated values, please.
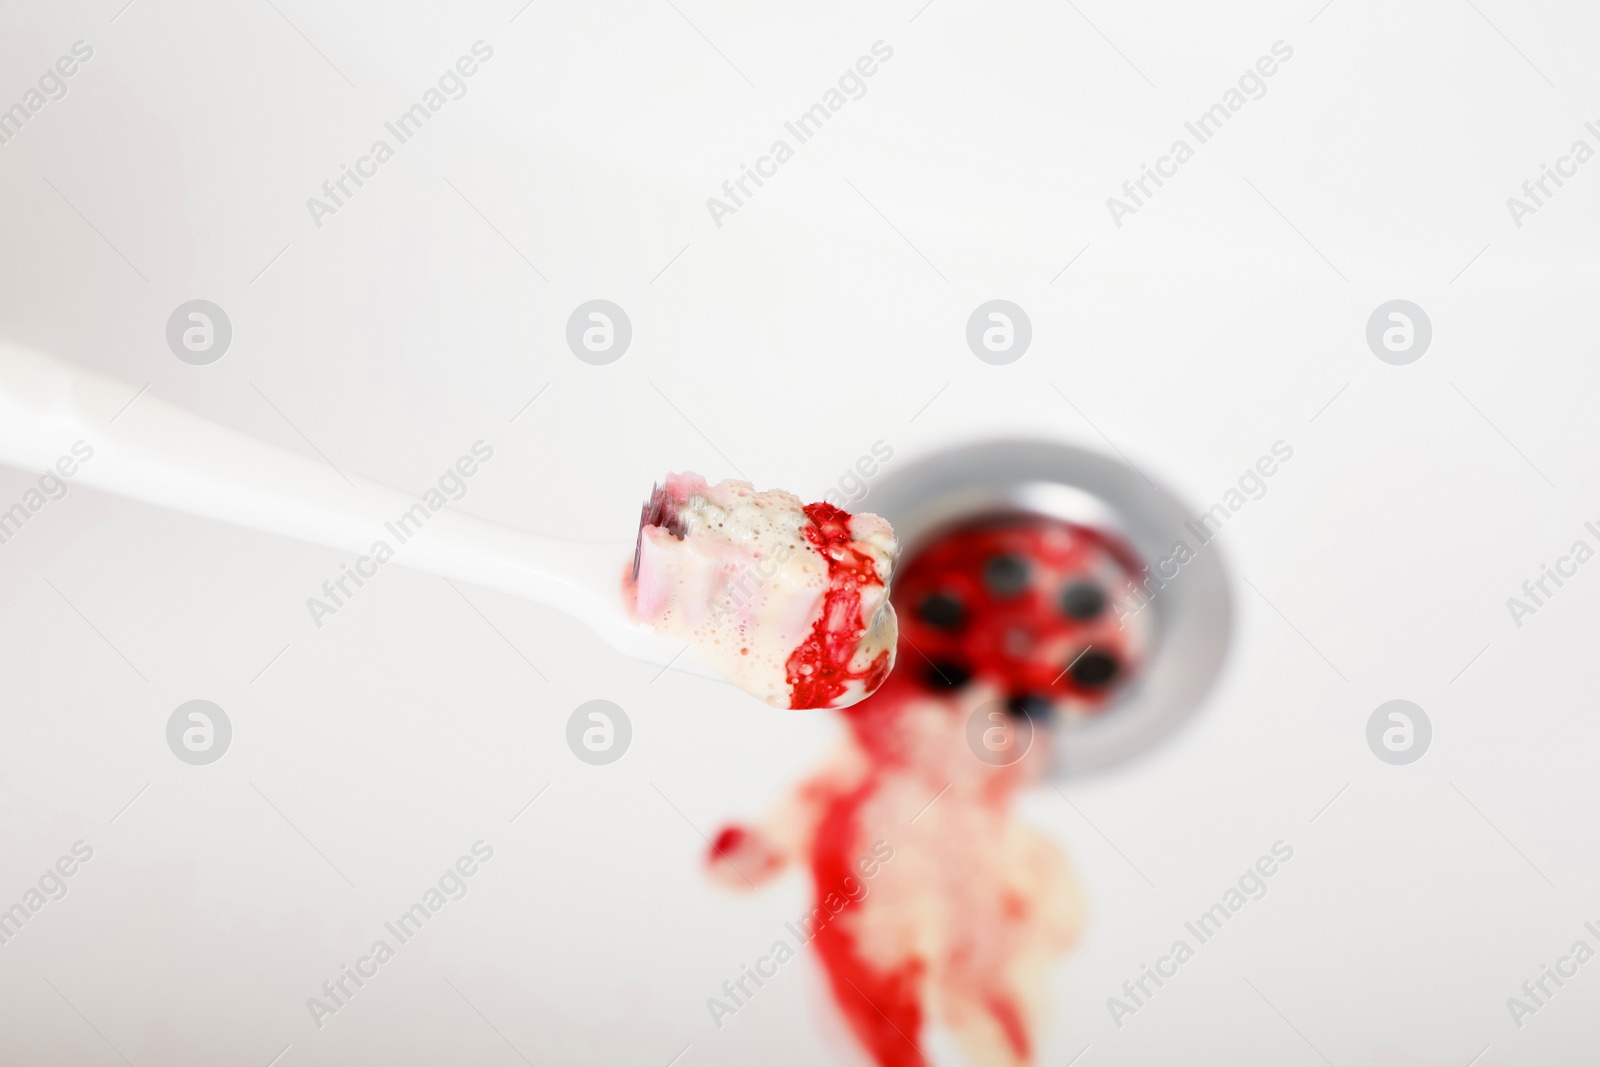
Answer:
[0, 340, 707, 682]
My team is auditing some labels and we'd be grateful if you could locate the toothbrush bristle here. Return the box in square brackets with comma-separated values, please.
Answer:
[633, 481, 686, 581]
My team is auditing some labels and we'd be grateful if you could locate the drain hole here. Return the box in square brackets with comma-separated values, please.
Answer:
[923, 659, 972, 689]
[1006, 693, 1055, 721]
[1059, 580, 1106, 620]
[917, 592, 965, 630]
[1069, 650, 1120, 689]
[983, 554, 1031, 597]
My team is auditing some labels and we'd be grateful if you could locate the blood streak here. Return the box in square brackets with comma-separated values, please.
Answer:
[784, 502, 893, 710]
[711, 514, 1148, 1065]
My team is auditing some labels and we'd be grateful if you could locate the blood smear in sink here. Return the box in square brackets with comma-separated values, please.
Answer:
[710, 514, 1150, 1066]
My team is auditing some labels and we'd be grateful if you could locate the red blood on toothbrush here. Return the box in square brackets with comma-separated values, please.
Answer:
[785, 502, 894, 711]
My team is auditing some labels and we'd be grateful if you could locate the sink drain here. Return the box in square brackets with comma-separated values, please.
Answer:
[868, 439, 1233, 773]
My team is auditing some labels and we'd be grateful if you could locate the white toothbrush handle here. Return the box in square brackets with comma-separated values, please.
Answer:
[0, 341, 695, 676]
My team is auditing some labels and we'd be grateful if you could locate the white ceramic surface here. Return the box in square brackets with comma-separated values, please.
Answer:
[1, 2, 1597, 1064]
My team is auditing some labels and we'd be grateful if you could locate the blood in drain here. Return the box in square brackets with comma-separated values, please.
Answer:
[898, 516, 1145, 713]
[706, 513, 1146, 1067]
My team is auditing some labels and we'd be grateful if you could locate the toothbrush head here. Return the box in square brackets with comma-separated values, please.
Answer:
[628, 473, 899, 709]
